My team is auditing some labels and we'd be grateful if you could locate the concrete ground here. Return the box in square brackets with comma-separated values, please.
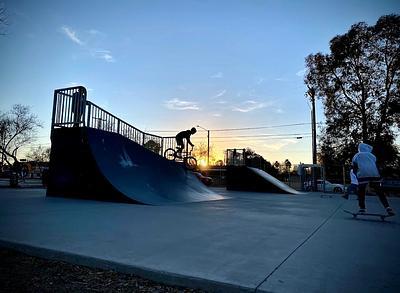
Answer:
[0, 177, 43, 188]
[0, 187, 399, 292]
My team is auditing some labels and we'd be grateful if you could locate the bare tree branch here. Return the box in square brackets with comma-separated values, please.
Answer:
[0, 105, 43, 166]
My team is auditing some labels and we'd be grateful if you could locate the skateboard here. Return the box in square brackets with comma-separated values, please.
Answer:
[343, 209, 394, 221]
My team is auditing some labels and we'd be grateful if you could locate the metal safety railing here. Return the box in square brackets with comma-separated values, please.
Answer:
[51, 86, 87, 128]
[225, 148, 247, 166]
[51, 86, 179, 156]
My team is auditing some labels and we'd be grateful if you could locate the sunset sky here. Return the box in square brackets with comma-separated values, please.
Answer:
[1, 0, 399, 165]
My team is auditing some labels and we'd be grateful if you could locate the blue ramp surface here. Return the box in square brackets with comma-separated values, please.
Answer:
[47, 127, 223, 205]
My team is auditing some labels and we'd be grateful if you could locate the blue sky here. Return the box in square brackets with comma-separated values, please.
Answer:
[1, 0, 399, 165]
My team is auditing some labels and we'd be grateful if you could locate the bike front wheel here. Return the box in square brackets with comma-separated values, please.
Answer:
[164, 148, 176, 161]
[184, 156, 197, 170]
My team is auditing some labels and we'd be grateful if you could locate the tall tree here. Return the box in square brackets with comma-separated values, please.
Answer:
[305, 14, 400, 173]
[192, 142, 216, 165]
[245, 148, 277, 176]
[284, 159, 292, 172]
[0, 105, 43, 166]
[26, 145, 51, 162]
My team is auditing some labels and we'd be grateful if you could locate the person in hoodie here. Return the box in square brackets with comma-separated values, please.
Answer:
[352, 142, 395, 215]
[342, 168, 358, 200]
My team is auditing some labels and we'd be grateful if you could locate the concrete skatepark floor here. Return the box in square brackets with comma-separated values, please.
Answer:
[0, 187, 399, 292]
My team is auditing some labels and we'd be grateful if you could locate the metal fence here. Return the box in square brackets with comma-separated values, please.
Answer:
[51, 86, 178, 156]
[225, 148, 247, 166]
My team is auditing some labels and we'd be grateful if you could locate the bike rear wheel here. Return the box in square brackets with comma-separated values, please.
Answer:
[164, 148, 177, 161]
[184, 156, 197, 170]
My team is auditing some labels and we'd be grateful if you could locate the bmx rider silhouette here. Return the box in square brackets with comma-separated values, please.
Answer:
[175, 127, 197, 158]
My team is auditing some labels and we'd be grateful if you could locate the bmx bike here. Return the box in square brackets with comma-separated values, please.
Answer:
[163, 147, 197, 170]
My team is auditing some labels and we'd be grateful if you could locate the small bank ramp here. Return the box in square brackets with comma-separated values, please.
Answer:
[47, 127, 223, 205]
[226, 165, 301, 194]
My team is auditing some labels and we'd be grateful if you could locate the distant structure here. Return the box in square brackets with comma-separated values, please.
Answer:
[225, 148, 300, 194]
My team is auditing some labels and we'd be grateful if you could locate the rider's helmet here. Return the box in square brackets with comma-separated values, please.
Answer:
[191, 127, 197, 134]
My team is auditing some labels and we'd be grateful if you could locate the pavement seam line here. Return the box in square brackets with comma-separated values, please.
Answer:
[254, 200, 345, 292]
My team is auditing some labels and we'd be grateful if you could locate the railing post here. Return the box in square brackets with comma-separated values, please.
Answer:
[117, 120, 120, 134]
[86, 102, 91, 128]
[51, 90, 58, 132]
[142, 133, 145, 146]
[80, 86, 87, 127]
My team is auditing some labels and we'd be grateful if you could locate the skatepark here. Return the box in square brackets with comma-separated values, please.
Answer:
[1, 86, 399, 292]
[46, 86, 300, 204]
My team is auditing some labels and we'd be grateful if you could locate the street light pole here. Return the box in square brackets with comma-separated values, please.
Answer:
[307, 86, 317, 191]
[207, 130, 210, 166]
[196, 125, 210, 166]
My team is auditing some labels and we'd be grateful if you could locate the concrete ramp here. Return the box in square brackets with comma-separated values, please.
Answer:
[47, 127, 223, 205]
[247, 167, 301, 194]
[226, 165, 300, 194]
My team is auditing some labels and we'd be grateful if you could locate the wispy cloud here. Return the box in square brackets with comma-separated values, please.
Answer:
[211, 72, 223, 78]
[263, 139, 298, 151]
[177, 85, 187, 91]
[87, 29, 104, 36]
[296, 68, 306, 77]
[61, 26, 84, 45]
[165, 98, 200, 110]
[212, 113, 222, 117]
[255, 77, 265, 85]
[232, 100, 267, 113]
[92, 50, 115, 62]
[213, 89, 226, 98]
[60, 25, 114, 63]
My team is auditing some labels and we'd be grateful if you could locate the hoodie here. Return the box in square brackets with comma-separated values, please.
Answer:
[350, 169, 358, 185]
[352, 143, 380, 179]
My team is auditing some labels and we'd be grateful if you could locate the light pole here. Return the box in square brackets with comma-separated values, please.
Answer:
[196, 125, 210, 166]
[307, 86, 317, 191]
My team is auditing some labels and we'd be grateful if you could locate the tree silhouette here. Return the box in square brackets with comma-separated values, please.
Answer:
[143, 140, 161, 154]
[0, 105, 42, 166]
[305, 14, 400, 174]
[245, 148, 277, 176]
[284, 159, 292, 172]
[26, 145, 51, 162]
[192, 142, 216, 165]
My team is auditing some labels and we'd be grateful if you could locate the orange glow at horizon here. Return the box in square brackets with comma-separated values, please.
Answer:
[198, 159, 207, 167]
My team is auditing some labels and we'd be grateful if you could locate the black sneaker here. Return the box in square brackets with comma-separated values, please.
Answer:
[386, 207, 395, 216]
[358, 208, 366, 214]
[342, 194, 349, 200]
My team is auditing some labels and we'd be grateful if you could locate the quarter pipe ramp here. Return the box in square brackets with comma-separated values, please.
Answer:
[47, 127, 223, 205]
[226, 165, 301, 194]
